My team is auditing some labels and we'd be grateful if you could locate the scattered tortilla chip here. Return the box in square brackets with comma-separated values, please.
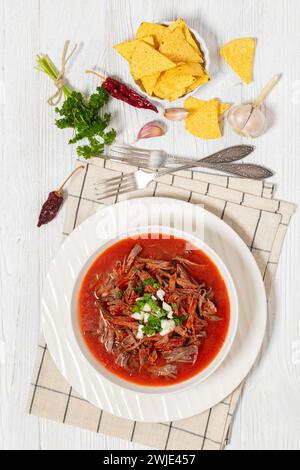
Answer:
[167, 19, 201, 54]
[130, 41, 175, 80]
[114, 36, 155, 62]
[159, 28, 202, 63]
[219, 102, 231, 116]
[184, 97, 230, 117]
[140, 72, 161, 96]
[185, 73, 210, 93]
[136, 22, 167, 45]
[220, 38, 255, 84]
[184, 99, 224, 139]
[184, 97, 205, 112]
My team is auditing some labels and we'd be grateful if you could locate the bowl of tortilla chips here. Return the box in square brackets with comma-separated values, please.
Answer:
[114, 19, 210, 103]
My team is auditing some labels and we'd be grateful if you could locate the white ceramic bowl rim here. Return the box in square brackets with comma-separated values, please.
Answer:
[72, 224, 238, 395]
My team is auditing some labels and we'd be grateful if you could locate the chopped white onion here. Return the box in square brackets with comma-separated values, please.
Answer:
[143, 312, 150, 324]
[131, 312, 143, 321]
[160, 319, 176, 336]
[136, 324, 144, 339]
[162, 301, 172, 312]
[156, 288, 165, 301]
[143, 303, 151, 312]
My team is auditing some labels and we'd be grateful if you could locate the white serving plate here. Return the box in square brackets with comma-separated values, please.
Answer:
[42, 197, 267, 422]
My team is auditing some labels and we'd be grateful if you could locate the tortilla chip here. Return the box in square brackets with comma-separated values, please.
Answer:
[140, 72, 161, 96]
[114, 36, 155, 62]
[167, 19, 201, 54]
[184, 26, 201, 54]
[159, 27, 202, 63]
[136, 22, 167, 45]
[167, 89, 189, 101]
[154, 86, 188, 102]
[185, 99, 222, 139]
[185, 73, 210, 93]
[171, 62, 204, 76]
[219, 102, 231, 116]
[184, 97, 205, 112]
[153, 68, 196, 101]
[220, 38, 255, 84]
[130, 41, 176, 80]
[184, 97, 230, 117]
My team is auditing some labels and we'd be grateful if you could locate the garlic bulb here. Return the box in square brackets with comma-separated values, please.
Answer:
[227, 104, 252, 129]
[164, 108, 188, 121]
[227, 74, 280, 138]
[136, 121, 166, 141]
[227, 105, 266, 138]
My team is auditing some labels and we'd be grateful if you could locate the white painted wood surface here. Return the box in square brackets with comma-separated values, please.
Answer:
[0, 0, 299, 450]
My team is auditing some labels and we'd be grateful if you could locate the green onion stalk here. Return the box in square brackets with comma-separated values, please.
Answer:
[34, 54, 72, 99]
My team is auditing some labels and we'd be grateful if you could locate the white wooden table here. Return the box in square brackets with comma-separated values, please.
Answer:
[1, 0, 299, 450]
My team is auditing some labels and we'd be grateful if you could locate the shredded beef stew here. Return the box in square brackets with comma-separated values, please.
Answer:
[79, 235, 230, 386]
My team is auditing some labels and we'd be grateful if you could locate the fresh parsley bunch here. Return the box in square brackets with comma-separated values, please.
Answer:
[55, 87, 116, 159]
[35, 54, 116, 159]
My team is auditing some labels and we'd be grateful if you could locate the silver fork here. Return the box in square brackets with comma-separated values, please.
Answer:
[95, 154, 273, 201]
[109, 143, 254, 168]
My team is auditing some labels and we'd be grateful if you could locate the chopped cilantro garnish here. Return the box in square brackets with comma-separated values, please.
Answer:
[117, 290, 123, 299]
[143, 294, 153, 301]
[147, 298, 160, 312]
[131, 295, 155, 312]
[130, 294, 183, 336]
[147, 316, 161, 329]
[174, 315, 188, 326]
[143, 315, 161, 335]
[156, 308, 168, 319]
[142, 278, 160, 288]
[134, 279, 160, 295]
[131, 304, 141, 313]
[143, 326, 156, 336]
[134, 284, 144, 295]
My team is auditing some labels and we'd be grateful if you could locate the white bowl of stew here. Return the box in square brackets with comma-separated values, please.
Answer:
[76, 226, 238, 394]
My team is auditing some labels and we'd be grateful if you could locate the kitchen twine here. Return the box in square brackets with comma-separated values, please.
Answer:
[48, 40, 78, 106]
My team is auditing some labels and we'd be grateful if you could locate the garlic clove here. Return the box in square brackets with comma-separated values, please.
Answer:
[164, 108, 189, 121]
[136, 121, 166, 141]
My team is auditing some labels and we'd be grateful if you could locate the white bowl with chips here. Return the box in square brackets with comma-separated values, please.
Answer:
[132, 21, 211, 104]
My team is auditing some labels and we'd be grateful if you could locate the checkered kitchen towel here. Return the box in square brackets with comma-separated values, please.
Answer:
[27, 158, 295, 450]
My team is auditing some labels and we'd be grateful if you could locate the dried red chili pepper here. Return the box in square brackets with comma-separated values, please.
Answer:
[85, 70, 158, 113]
[37, 166, 84, 227]
[102, 77, 158, 112]
[37, 191, 64, 227]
